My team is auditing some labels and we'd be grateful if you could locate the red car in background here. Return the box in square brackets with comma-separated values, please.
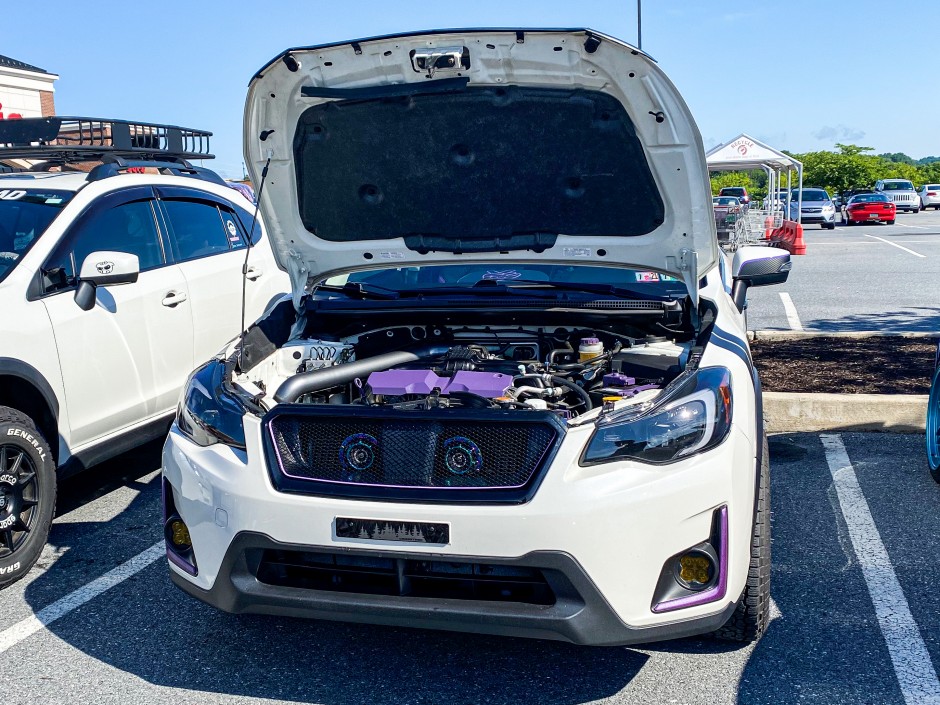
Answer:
[843, 193, 896, 225]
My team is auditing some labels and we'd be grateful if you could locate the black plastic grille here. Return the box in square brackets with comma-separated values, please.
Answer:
[267, 413, 557, 492]
[254, 549, 556, 606]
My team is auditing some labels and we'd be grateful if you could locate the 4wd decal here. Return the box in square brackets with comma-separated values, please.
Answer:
[6, 428, 46, 462]
[0, 189, 26, 201]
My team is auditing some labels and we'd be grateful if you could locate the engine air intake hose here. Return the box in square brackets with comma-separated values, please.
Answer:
[273, 344, 451, 403]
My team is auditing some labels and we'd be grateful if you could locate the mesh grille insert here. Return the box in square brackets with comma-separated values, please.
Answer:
[267, 413, 557, 491]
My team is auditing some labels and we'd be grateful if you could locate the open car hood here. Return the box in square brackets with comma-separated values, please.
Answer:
[245, 29, 718, 303]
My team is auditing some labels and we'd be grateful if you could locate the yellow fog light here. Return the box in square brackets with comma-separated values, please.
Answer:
[677, 552, 714, 590]
[168, 519, 192, 549]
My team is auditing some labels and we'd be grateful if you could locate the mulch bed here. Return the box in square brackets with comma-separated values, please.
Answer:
[751, 336, 937, 394]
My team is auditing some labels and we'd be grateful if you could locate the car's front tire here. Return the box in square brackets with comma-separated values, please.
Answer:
[928, 363, 940, 483]
[0, 406, 56, 589]
[714, 434, 770, 642]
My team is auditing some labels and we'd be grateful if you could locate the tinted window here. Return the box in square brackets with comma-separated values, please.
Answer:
[0, 189, 74, 284]
[720, 188, 746, 197]
[162, 200, 231, 262]
[850, 194, 889, 203]
[792, 190, 829, 202]
[43, 199, 163, 292]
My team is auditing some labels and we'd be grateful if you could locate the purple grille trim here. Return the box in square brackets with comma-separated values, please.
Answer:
[652, 505, 729, 613]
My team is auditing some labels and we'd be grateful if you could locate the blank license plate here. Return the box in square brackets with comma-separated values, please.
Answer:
[335, 517, 450, 544]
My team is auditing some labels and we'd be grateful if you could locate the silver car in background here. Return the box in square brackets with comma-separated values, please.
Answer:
[917, 184, 940, 210]
[788, 188, 836, 229]
[875, 178, 920, 213]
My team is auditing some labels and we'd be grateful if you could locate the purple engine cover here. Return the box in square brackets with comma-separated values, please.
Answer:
[367, 369, 512, 398]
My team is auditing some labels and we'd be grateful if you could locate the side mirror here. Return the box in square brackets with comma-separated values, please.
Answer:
[74, 251, 140, 311]
[730, 246, 792, 312]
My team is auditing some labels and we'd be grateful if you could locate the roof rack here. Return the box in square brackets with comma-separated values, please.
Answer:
[0, 116, 214, 162]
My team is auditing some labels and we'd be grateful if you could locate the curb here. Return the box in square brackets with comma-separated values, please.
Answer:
[763, 392, 928, 434]
[749, 330, 938, 342]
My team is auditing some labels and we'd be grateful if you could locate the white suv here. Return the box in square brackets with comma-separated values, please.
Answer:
[163, 29, 791, 645]
[875, 178, 920, 213]
[0, 118, 288, 587]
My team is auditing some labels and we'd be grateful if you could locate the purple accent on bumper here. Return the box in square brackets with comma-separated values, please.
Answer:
[603, 373, 636, 387]
[167, 547, 198, 576]
[367, 369, 512, 398]
[652, 505, 729, 613]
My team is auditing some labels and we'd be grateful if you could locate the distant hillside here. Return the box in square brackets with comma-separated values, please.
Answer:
[878, 152, 940, 166]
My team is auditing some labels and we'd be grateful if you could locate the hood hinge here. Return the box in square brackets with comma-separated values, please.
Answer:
[667, 248, 699, 308]
[284, 250, 310, 312]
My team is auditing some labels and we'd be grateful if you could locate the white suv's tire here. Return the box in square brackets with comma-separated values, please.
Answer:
[714, 434, 770, 642]
[0, 406, 56, 589]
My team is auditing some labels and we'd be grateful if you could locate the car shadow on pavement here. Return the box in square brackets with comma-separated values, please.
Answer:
[808, 306, 940, 333]
[734, 434, 904, 705]
[24, 443, 659, 705]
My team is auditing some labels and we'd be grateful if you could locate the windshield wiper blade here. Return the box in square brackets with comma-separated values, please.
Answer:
[315, 283, 400, 300]
[470, 278, 678, 301]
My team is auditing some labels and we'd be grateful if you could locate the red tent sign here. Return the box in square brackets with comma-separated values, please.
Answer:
[0, 103, 23, 120]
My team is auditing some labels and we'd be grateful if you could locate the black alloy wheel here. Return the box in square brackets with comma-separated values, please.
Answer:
[0, 407, 56, 589]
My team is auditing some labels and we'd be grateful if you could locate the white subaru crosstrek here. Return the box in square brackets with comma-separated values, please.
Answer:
[163, 29, 792, 645]
[0, 118, 288, 587]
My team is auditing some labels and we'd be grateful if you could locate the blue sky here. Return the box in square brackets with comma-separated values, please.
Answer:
[3, 0, 937, 179]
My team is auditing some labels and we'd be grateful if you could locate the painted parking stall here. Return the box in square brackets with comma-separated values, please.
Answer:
[0, 433, 938, 703]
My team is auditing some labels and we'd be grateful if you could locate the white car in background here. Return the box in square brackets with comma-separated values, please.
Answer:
[163, 28, 792, 646]
[917, 184, 940, 210]
[0, 118, 288, 587]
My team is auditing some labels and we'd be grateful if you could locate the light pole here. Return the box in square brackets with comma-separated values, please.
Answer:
[637, 0, 642, 50]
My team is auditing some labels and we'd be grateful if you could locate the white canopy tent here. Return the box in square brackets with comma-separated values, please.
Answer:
[705, 134, 804, 218]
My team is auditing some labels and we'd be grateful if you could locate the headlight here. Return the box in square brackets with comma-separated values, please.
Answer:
[823, 204, 834, 212]
[582, 367, 732, 465]
[177, 359, 247, 448]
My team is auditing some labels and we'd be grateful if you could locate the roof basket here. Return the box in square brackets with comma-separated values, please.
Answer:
[0, 116, 214, 162]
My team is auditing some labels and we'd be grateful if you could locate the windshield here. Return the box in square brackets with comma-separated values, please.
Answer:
[714, 197, 738, 205]
[0, 188, 74, 284]
[322, 264, 688, 298]
[792, 190, 830, 202]
[720, 188, 745, 197]
[882, 181, 914, 191]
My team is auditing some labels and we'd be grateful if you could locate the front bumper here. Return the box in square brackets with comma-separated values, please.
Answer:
[169, 532, 737, 646]
[162, 417, 757, 645]
[798, 211, 835, 224]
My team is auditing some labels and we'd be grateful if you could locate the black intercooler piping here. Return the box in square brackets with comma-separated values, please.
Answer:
[272, 344, 451, 404]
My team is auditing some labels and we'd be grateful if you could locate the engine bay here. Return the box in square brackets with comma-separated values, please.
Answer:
[235, 324, 693, 422]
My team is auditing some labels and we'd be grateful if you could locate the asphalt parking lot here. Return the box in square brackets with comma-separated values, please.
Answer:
[747, 208, 940, 332]
[1, 431, 938, 705]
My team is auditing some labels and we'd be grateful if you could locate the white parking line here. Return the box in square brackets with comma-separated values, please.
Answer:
[820, 435, 940, 705]
[778, 292, 803, 331]
[864, 234, 927, 257]
[0, 541, 163, 655]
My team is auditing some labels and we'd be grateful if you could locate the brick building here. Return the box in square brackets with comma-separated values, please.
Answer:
[0, 54, 57, 119]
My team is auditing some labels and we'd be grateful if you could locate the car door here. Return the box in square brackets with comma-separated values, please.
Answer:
[156, 187, 280, 366]
[40, 187, 194, 449]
